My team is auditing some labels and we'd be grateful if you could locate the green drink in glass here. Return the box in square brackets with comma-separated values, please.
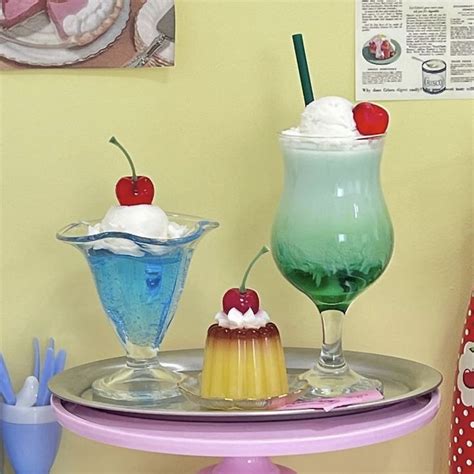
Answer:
[272, 117, 394, 397]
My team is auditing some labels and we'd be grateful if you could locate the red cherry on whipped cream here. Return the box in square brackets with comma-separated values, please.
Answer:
[352, 102, 389, 136]
[109, 136, 155, 206]
[222, 246, 269, 314]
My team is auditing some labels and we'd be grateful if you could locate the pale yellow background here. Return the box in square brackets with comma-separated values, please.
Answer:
[1, 0, 472, 473]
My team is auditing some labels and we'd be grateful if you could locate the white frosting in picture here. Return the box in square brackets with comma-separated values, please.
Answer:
[63, 0, 115, 36]
[371, 36, 384, 60]
[215, 308, 270, 329]
[88, 205, 188, 257]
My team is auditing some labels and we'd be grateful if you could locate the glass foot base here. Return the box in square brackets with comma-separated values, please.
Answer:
[299, 364, 383, 398]
[92, 363, 184, 405]
[179, 375, 308, 411]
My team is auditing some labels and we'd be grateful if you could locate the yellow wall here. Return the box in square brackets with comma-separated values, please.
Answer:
[1, 1, 472, 473]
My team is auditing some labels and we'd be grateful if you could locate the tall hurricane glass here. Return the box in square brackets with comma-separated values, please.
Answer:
[272, 133, 393, 397]
[57, 213, 218, 404]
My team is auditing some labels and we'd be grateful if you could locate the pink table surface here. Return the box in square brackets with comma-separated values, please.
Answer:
[52, 391, 440, 474]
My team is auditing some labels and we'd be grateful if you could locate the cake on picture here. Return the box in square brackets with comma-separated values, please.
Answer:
[0, 0, 176, 69]
[0, 0, 123, 46]
[368, 33, 396, 60]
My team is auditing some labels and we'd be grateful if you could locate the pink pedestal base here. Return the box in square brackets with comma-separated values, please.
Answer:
[52, 391, 440, 474]
[198, 457, 295, 474]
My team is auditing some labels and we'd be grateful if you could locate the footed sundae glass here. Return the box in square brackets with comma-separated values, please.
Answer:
[272, 133, 394, 398]
[57, 213, 218, 404]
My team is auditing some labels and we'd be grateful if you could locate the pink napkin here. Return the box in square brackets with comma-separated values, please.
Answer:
[282, 390, 384, 412]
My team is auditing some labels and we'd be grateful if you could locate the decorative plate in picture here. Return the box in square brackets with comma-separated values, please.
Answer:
[134, 0, 175, 66]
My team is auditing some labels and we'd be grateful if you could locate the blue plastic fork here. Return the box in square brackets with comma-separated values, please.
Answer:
[0, 354, 16, 405]
[47, 337, 55, 351]
[33, 337, 41, 380]
[36, 347, 55, 406]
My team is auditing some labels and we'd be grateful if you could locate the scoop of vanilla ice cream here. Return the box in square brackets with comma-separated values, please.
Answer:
[93, 205, 169, 239]
[298, 96, 359, 137]
[87, 204, 189, 256]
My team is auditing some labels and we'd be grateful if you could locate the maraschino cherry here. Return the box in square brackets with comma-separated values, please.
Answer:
[222, 246, 269, 314]
[352, 102, 389, 136]
[109, 136, 155, 206]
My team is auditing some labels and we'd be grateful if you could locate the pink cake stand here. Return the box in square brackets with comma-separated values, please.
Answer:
[52, 391, 440, 474]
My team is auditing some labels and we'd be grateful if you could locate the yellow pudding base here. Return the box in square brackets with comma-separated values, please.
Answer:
[200, 324, 289, 399]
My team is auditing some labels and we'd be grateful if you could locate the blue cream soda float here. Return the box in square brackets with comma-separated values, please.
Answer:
[57, 137, 218, 403]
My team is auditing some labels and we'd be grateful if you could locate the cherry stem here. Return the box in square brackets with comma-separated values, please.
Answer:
[109, 136, 137, 182]
[239, 246, 270, 293]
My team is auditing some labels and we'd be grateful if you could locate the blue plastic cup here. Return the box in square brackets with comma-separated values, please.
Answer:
[0, 402, 4, 474]
[1, 403, 62, 474]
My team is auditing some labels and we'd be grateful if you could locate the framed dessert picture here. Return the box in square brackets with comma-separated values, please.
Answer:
[0, 0, 175, 69]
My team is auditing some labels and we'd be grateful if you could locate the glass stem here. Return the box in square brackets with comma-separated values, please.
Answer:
[126, 355, 160, 370]
[318, 309, 347, 370]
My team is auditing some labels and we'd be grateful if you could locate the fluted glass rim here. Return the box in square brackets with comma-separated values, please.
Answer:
[279, 131, 386, 141]
[56, 211, 219, 247]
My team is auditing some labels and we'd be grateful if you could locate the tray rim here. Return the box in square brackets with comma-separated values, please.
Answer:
[49, 347, 443, 422]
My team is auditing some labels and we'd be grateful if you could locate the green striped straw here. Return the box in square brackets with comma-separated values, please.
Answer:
[292, 33, 314, 106]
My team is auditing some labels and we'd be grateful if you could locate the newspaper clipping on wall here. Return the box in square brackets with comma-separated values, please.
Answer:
[356, 0, 473, 100]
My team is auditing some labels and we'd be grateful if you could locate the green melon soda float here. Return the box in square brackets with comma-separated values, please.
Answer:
[272, 94, 394, 398]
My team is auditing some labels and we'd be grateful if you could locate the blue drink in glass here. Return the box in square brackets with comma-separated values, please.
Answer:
[88, 249, 190, 356]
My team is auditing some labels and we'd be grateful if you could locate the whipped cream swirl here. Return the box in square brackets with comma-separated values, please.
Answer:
[215, 308, 270, 329]
[63, 0, 115, 37]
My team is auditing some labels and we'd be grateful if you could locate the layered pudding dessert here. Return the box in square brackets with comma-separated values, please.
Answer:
[200, 247, 289, 399]
[0, 0, 123, 46]
[201, 319, 288, 400]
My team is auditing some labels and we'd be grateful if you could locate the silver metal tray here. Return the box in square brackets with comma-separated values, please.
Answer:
[49, 348, 442, 422]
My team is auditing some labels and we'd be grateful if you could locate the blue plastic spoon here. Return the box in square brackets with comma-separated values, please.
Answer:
[54, 350, 67, 375]
[0, 354, 16, 405]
